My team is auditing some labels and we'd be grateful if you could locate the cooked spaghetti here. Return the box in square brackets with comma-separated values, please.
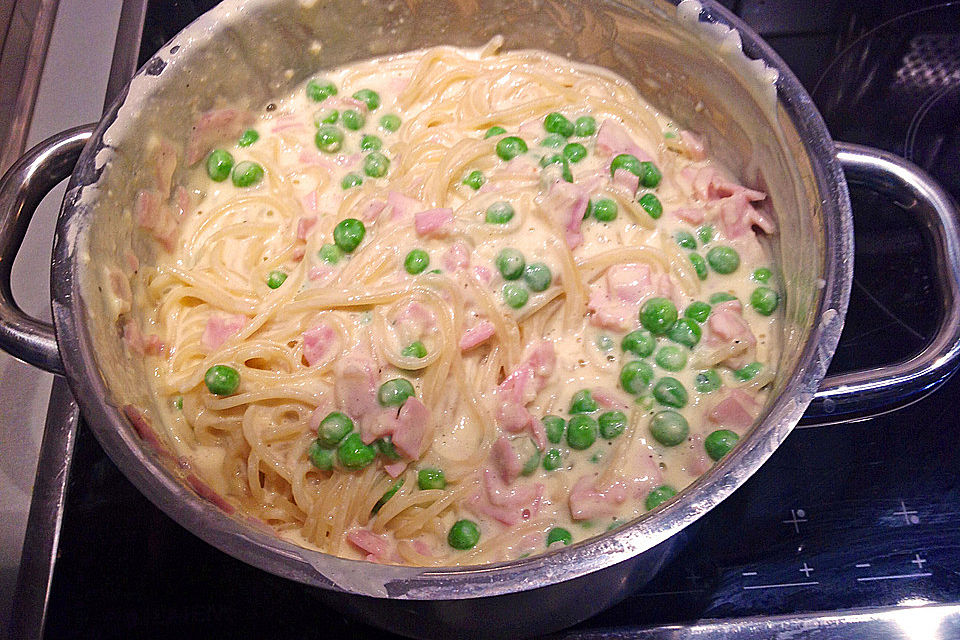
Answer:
[120, 39, 780, 565]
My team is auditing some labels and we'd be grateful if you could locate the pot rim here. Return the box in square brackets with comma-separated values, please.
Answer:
[49, 0, 853, 600]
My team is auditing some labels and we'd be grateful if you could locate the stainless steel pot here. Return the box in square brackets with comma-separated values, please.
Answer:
[2, 1, 959, 637]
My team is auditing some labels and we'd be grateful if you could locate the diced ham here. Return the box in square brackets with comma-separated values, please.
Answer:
[107, 267, 132, 314]
[123, 250, 140, 273]
[300, 190, 318, 216]
[587, 263, 676, 331]
[468, 468, 543, 525]
[270, 115, 307, 134]
[303, 323, 337, 366]
[612, 168, 639, 193]
[134, 189, 178, 251]
[384, 461, 408, 478]
[607, 263, 654, 304]
[684, 165, 767, 203]
[473, 266, 493, 285]
[591, 387, 632, 412]
[684, 433, 714, 477]
[491, 437, 523, 484]
[595, 119, 651, 160]
[414, 208, 454, 236]
[708, 389, 761, 430]
[705, 303, 757, 369]
[493, 342, 555, 445]
[459, 320, 496, 351]
[674, 207, 705, 225]
[718, 191, 776, 238]
[387, 191, 423, 221]
[361, 199, 388, 222]
[297, 216, 317, 241]
[186, 109, 254, 165]
[391, 397, 431, 459]
[680, 130, 707, 161]
[122, 319, 162, 356]
[173, 186, 190, 219]
[347, 528, 395, 563]
[442, 241, 470, 271]
[541, 179, 589, 249]
[568, 474, 628, 521]
[149, 138, 177, 195]
[201, 314, 245, 350]
[308, 265, 336, 284]
[334, 353, 379, 419]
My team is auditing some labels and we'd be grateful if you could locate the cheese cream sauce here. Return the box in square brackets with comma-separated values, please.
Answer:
[121, 39, 780, 565]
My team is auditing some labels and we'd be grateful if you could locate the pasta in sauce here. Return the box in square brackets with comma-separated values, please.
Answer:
[126, 39, 780, 565]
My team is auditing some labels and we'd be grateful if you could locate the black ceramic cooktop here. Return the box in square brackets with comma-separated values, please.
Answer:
[40, 1, 960, 637]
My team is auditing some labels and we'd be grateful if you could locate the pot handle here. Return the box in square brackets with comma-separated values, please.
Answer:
[0, 125, 94, 376]
[802, 142, 960, 425]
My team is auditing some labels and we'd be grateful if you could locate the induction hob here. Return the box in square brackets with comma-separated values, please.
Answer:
[13, 1, 960, 638]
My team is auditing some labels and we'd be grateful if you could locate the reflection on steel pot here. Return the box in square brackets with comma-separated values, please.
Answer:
[0, 1, 958, 638]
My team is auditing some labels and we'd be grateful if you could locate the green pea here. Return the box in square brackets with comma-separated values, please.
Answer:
[622, 330, 655, 357]
[316, 108, 339, 125]
[675, 231, 697, 249]
[448, 519, 481, 550]
[375, 437, 401, 461]
[620, 360, 654, 395]
[653, 377, 688, 408]
[401, 341, 427, 359]
[574, 116, 596, 136]
[639, 297, 678, 334]
[539, 153, 572, 182]
[333, 218, 365, 252]
[352, 88, 381, 110]
[496, 248, 526, 280]
[502, 283, 528, 309]
[609, 153, 642, 178]
[266, 270, 287, 289]
[230, 160, 263, 188]
[371, 478, 403, 514]
[752, 267, 772, 283]
[649, 410, 689, 446]
[306, 79, 337, 102]
[591, 198, 618, 222]
[417, 468, 446, 490]
[521, 445, 541, 476]
[689, 253, 708, 280]
[377, 378, 415, 407]
[206, 149, 234, 182]
[639, 161, 662, 188]
[540, 134, 566, 149]
[404, 248, 430, 275]
[523, 262, 552, 291]
[695, 369, 723, 393]
[337, 432, 376, 469]
[667, 318, 702, 348]
[462, 170, 485, 190]
[342, 109, 365, 131]
[570, 389, 598, 414]
[599, 411, 627, 439]
[485, 126, 507, 138]
[204, 364, 239, 395]
[496, 136, 528, 160]
[340, 172, 363, 189]
[485, 201, 515, 224]
[563, 142, 587, 163]
[707, 246, 740, 274]
[315, 125, 344, 153]
[543, 415, 565, 444]
[319, 243, 342, 264]
[567, 414, 598, 450]
[543, 448, 562, 471]
[751, 286, 780, 315]
[360, 134, 382, 151]
[363, 151, 390, 178]
[308, 440, 334, 470]
[685, 302, 711, 323]
[638, 193, 663, 219]
[237, 129, 259, 147]
[173, 396, 183, 410]
[645, 485, 678, 510]
[655, 345, 687, 371]
[697, 224, 715, 245]
[379, 114, 401, 132]
[544, 112, 575, 137]
[704, 429, 739, 461]
[317, 411, 354, 447]
[704, 296, 737, 310]
[546, 527, 572, 546]
[734, 362, 763, 382]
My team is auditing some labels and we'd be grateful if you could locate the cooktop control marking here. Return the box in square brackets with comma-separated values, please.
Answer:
[799, 562, 815, 577]
[741, 571, 758, 576]
[855, 563, 872, 568]
[912, 554, 927, 570]
[893, 499, 920, 524]
[783, 508, 808, 534]
[856, 572, 932, 582]
[742, 581, 820, 590]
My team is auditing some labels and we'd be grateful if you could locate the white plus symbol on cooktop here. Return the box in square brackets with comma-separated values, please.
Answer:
[799, 562, 814, 577]
[782, 508, 808, 534]
[893, 499, 920, 524]
[912, 554, 927, 570]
